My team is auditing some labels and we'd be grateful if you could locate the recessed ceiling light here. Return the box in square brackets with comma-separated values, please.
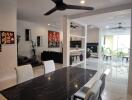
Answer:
[105, 25, 110, 29]
[80, 0, 85, 4]
[48, 24, 50, 26]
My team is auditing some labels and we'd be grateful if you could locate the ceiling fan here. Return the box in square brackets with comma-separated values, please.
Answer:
[70, 22, 79, 29]
[44, 0, 94, 16]
[109, 23, 130, 30]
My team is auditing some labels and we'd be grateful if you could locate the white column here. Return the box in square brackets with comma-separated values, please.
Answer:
[128, 9, 132, 95]
[0, 0, 17, 89]
[83, 24, 87, 69]
[63, 16, 70, 67]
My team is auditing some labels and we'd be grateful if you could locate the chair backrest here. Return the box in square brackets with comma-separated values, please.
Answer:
[100, 74, 106, 96]
[99, 68, 110, 96]
[16, 64, 34, 84]
[43, 60, 55, 74]
[84, 80, 102, 100]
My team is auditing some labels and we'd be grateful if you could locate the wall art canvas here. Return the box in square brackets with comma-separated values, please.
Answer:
[1, 31, 15, 44]
[0, 33, 1, 52]
[48, 30, 60, 48]
[37, 36, 40, 47]
[0, 44, 1, 52]
[25, 29, 31, 41]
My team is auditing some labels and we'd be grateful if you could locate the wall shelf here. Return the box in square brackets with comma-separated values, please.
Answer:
[70, 34, 85, 39]
[69, 22, 87, 68]
[71, 61, 85, 67]
[63, 17, 87, 68]
[70, 48, 85, 53]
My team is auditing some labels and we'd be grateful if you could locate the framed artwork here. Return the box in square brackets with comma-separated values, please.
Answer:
[37, 36, 40, 47]
[48, 30, 60, 48]
[0, 31, 15, 44]
[25, 29, 31, 41]
[0, 44, 1, 52]
[0, 33, 1, 52]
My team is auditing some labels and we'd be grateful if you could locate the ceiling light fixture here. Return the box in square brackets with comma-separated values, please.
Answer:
[105, 25, 110, 29]
[48, 24, 50, 26]
[44, 0, 93, 16]
[80, 0, 85, 4]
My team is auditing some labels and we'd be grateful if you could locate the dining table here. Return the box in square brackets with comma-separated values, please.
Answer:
[0, 67, 97, 100]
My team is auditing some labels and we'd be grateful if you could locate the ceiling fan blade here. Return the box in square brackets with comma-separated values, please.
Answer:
[109, 27, 129, 30]
[109, 27, 118, 30]
[124, 26, 130, 29]
[44, 7, 57, 15]
[52, 0, 63, 3]
[66, 5, 94, 10]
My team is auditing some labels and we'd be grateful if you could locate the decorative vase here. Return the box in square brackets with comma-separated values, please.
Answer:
[80, 54, 83, 61]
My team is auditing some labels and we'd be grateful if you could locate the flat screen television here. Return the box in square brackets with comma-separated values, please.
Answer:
[87, 43, 98, 53]
[70, 41, 81, 48]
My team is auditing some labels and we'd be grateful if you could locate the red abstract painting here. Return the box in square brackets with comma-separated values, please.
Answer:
[1, 31, 15, 44]
[48, 30, 60, 48]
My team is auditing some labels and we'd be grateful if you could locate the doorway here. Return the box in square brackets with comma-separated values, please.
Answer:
[73, 9, 131, 100]
[101, 30, 130, 84]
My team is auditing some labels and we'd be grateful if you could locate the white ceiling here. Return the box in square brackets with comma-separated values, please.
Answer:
[17, 0, 132, 25]
[73, 9, 131, 29]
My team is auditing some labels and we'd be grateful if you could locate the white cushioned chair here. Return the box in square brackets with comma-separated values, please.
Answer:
[16, 64, 34, 84]
[84, 80, 102, 100]
[43, 60, 55, 74]
[73, 72, 99, 100]
[98, 69, 110, 100]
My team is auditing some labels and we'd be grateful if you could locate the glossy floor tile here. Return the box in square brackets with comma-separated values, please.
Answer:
[87, 57, 129, 100]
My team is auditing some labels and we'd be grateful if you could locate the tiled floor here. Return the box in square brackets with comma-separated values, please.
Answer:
[87, 57, 129, 100]
[102, 81, 127, 100]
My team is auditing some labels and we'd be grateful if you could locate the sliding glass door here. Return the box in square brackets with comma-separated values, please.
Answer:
[101, 30, 130, 84]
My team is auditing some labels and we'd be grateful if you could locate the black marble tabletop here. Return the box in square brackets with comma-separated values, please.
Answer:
[0, 67, 96, 100]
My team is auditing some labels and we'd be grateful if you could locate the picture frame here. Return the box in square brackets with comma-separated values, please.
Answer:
[0, 33, 1, 52]
[0, 31, 15, 44]
[48, 30, 60, 48]
[0, 44, 1, 52]
[25, 29, 31, 41]
[37, 36, 40, 47]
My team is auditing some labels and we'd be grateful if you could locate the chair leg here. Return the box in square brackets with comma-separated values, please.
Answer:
[68, 98, 71, 100]
[67, 97, 71, 100]
[73, 96, 84, 100]
[73, 96, 76, 100]
[99, 96, 102, 100]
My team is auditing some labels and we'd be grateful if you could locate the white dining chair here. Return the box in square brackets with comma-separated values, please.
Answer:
[73, 80, 102, 100]
[73, 72, 100, 100]
[98, 68, 110, 100]
[43, 60, 55, 74]
[15, 64, 34, 84]
[84, 80, 102, 100]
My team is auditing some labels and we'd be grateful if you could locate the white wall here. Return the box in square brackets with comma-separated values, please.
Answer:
[70, 26, 85, 36]
[87, 28, 99, 43]
[0, 0, 17, 88]
[17, 20, 63, 59]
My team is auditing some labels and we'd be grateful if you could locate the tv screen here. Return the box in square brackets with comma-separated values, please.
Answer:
[70, 41, 81, 48]
[87, 43, 98, 53]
